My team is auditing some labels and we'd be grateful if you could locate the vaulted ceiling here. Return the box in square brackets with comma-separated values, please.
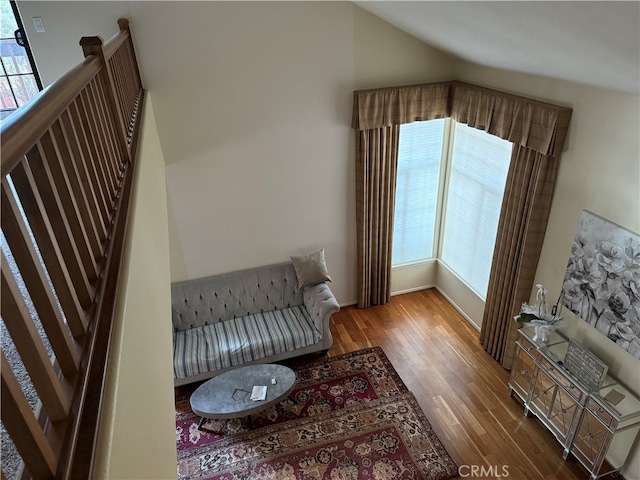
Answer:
[354, 1, 640, 96]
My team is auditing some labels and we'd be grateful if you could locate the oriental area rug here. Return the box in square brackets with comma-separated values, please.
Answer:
[175, 347, 459, 480]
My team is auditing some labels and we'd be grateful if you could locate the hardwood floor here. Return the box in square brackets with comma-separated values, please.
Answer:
[326, 288, 618, 480]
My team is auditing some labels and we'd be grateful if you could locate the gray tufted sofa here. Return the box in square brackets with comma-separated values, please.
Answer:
[171, 262, 339, 386]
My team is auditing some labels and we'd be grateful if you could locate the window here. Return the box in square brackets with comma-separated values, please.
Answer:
[392, 120, 512, 298]
[440, 123, 511, 296]
[393, 119, 445, 265]
[0, 0, 42, 121]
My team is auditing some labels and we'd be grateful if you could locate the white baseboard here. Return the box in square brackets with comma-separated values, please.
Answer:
[391, 284, 435, 296]
[434, 286, 481, 332]
[338, 300, 357, 308]
[338, 284, 435, 307]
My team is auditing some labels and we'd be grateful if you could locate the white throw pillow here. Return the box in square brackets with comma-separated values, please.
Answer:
[290, 249, 332, 291]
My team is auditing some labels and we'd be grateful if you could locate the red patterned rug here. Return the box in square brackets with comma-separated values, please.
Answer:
[175, 347, 458, 479]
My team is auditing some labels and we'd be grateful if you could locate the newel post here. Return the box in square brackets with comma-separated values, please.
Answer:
[80, 35, 131, 163]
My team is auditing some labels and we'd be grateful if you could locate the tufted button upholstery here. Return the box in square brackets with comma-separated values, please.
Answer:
[303, 282, 340, 332]
[171, 262, 304, 332]
[172, 261, 340, 385]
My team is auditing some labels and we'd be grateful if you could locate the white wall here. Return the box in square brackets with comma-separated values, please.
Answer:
[353, 5, 455, 91]
[126, 1, 354, 303]
[126, 2, 455, 306]
[454, 60, 640, 480]
[16, 1, 130, 87]
[94, 95, 176, 479]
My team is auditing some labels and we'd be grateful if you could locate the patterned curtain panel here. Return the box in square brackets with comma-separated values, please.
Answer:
[354, 126, 399, 308]
[480, 146, 561, 368]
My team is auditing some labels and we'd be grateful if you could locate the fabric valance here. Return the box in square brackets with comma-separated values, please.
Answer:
[351, 82, 450, 131]
[352, 80, 572, 157]
[450, 81, 572, 157]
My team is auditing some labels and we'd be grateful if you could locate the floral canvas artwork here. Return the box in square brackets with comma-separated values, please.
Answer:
[562, 211, 640, 360]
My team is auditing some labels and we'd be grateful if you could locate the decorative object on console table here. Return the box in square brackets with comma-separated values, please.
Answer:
[561, 210, 640, 359]
[508, 327, 640, 480]
[515, 283, 563, 344]
[563, 338, 609, 392]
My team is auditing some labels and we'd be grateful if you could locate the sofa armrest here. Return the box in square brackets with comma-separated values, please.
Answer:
[303, 283, 339, 335]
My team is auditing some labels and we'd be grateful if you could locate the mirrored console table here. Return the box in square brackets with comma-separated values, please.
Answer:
[509, 326, 640, 480]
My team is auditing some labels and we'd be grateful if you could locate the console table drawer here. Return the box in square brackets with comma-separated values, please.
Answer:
[539, 358, 582, 402]
[586, 398, 613, 428]
[517, 338, 540, 361]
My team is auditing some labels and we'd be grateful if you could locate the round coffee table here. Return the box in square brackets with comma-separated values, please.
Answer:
[190, 363, 296, 431]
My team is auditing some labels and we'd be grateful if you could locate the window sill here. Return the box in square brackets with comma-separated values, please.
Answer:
[392, 258, 437, 270]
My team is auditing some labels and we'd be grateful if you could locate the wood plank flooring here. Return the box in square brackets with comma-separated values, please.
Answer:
[326, 288, 618, 480]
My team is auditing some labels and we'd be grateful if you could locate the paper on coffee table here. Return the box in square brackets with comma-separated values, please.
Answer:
[251, 386, 267, 401]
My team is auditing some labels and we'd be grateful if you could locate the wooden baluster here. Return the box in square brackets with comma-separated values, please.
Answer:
[118, 50, 136, 130]
[1, 180, 81, 377]
[1, 252, 72, 421]
[116, 33, 143, 145]
[86, 77, 120, 193]
[81, 35, 131, 166]
[107, 52, 128, 133]
[68, 99, 111, 229]
[119, 28, 144, 140]
[25, 140, 98, 290]
[78, 88, 117, 206]
[40, 127, 100, 279]
[1, 352, 58, 480]
[9, 160, 88, 337]
[92, 76, 125, 182]
[59, 108, 108, 243]
[118, 19, 143, 98]
[52, 116, 103, 259]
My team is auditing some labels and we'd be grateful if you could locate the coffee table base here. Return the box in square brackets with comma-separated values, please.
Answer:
[196, 415, 253, 434]
[197, 413, 253, 433]
[196, 393, 298, 433]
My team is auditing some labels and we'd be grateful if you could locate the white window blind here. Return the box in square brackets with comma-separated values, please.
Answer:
[440, 122, 512, 297]
[392, 119, 445, 266]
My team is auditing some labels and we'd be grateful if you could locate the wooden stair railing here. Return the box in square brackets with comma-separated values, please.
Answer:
[1, 19, 144, 480]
